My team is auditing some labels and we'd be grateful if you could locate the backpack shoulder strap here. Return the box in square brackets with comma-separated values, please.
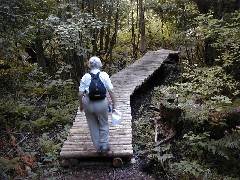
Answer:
[96, 72, 100, 76]
[89, 72, 94, 78]
[89, 72, 100, 78]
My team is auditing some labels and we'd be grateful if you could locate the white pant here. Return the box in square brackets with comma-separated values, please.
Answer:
[82, 95, 109, 150]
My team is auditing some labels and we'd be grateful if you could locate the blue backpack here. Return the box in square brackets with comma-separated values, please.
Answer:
[88, 72, 106, 101]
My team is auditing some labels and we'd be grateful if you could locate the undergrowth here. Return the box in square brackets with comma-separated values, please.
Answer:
[133, 12, 240, 179]
[0, 62, 77, 179]
[134, 69, 240, 179]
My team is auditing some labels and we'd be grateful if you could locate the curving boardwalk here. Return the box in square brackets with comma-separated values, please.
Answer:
[60, 49, 178, 162]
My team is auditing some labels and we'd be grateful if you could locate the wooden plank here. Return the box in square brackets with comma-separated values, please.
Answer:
[62, 144, 132, 148]
[71, 126, 132, 130]
[61, 145, 133, 151]
[65, 137, 132, 142]
[63, 141, 132, 145]
[73, 120, 132, 124]
[66, 136, 132, 141]
[69, 129, 132, 134]
[68, 132, 132, 136]
[71, 124, 132, 128]
[60, 150, 133, 158]
[68, 134, 132, 138]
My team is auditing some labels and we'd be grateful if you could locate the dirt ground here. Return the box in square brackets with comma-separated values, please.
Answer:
[57, 157, 156, 180]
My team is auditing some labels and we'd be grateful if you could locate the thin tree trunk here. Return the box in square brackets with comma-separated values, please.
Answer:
[35, 30, 46, 72]
[99, 3, 105, 55]
[107, 1, 119, 65]
[99, 27, 104, 54]
[78, 31, 85, 77]
[104, 3, 112, 54]
[131, 0, 137, 58]
[72, 31, 85, 83]
[92, 28, 98, 53]
[139, 0, 146, 53]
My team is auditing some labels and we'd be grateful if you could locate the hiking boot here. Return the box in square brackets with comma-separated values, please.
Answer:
[97, 146, 103, 153]
[101, 146, 111, 153]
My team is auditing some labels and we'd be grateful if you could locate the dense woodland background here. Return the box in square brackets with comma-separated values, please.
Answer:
[0, 0, 240, 179]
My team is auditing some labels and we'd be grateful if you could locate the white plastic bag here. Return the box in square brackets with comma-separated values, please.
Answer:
[111, 110, 122, 125]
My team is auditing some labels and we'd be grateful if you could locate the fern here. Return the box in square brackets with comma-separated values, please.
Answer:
[171, 159, 205, 178]
[206, 130, 240, 159]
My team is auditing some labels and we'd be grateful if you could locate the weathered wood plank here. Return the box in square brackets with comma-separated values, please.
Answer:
[61, 145, 133, 151]
[71, 125, 132, 129]
[67, 134, 132, 140]
[70, 129, 132, 134]
[65, 137, 132, 142]
[60, 150, 133, 158]
[63, 141, 132, 145]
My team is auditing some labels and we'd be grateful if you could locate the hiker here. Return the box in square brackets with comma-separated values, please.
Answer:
[78, 56, 116, 153]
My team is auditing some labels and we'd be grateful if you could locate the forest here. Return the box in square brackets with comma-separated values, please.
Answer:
[0, 0, 239, 179]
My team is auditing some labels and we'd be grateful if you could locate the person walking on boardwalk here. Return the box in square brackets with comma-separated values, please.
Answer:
[78, 56, 116, 153]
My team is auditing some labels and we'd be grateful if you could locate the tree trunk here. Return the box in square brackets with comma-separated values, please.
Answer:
[193, 0, 210, 14]
[35, 30, 46, 72]
[106, 1, 119, 66]
[131, 0, 137, 58]
[92, 28, 98, 54]
[104, 3, 113, 54]
[99, 27, 104, 54]
[99, 3, 106, 55]
[72, 31, 86, 83]
[73, 51, 84, 83]
[139, 0, 146, 53]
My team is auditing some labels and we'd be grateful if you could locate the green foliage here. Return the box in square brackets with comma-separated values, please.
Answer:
[211, 12, 240, 79]
[31, 107, 69, 130]
[0, 60, 76, 178]
[26, 65, 77, 130]
[39, 133, 61, 161]
[134, 9, 240, 179]
[148, 143, 173, 167]
[0, 0, 239, 179]
[145, 16, 176, 49]
[133, 116, 155, 151]
[153, 65, 239, 128]
[171, 159, 205, 178]
[0, 62, 77, 131]
[0, 100, 35, 130]
[206, 130, 240, 160]
[147, 0, 198, 27]
[145, 0, 199, 50]
[0, 157, 20, 175]
[166, 11, 240, 69]
[181, 130, 240, 177]
[144, 7, 240, 179]
[0, 0, 57, 59]
[44, 13, 102, 55]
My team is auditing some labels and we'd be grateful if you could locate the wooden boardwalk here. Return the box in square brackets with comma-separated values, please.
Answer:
[60, 49, 178, 162]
